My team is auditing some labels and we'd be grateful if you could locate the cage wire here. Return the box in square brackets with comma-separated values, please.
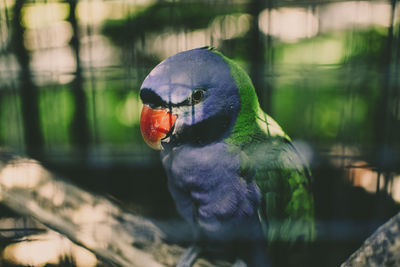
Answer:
[0, 0, 399, 266]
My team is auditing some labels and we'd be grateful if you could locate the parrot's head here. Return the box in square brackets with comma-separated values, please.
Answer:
[139, 47, 257, 150]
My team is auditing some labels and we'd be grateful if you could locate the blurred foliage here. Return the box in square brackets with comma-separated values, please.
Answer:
[102, 1, 244, 46]
[40, 86, 73, 146]
[0, 1, 399, 266]
[0, 91, 23, 147]
[0, 5, 398, 163]
[221, 28, 398, 155]
[342, 28, 390, 67]
[84, 82, 142, 144]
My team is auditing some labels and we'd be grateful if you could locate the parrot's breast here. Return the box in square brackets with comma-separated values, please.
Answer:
[161, 142, 263, 241]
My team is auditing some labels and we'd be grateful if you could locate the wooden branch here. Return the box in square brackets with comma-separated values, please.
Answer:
[341, 211, 400, 267]
[8, 149, 400, 267]
[0, 151, 225, 267]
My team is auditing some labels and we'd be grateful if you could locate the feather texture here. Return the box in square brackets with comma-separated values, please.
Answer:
[140, 47, 315, 266]
[217, 50, 315, 244]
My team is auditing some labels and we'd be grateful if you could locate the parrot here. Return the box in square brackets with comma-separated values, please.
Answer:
[139, 47, 315, 267]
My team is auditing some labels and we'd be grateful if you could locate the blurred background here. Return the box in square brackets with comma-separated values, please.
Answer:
[0, 0, 399, 266]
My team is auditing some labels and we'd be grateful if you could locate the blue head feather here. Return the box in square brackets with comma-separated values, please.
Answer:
[140, 47, 241, 146]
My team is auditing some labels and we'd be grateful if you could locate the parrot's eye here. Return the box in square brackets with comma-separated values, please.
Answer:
[190, 89, 205, 105]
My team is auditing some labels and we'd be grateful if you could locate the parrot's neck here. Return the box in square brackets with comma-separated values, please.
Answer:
[225, 104, 290, 149]
[215, 51, 263, 147]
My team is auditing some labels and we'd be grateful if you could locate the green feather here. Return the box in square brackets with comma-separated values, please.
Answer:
[214, 50, 315, 244]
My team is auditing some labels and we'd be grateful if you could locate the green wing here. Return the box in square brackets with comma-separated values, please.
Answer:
[245, 108, 315, 244]
[215, 49, 315, 243]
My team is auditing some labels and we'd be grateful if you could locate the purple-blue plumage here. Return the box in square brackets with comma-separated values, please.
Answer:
[140, 47, 273, 266]
[161, 142, 262, 242]
[141, 47, 263, 241]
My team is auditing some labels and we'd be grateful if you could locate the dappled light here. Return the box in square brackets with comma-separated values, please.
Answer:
[0, 0, 399, 266]
[0, 153, 167, 266]
[319, 1, 395, 31]
[21, 3, 69, 29]
[3, 230, 98, 267]
[0, 159, 44, 189]
[259, 8, 319, 42]
[348, 161, 400, 203]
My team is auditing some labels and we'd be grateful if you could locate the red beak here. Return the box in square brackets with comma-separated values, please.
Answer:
[140, 105, 177, 150]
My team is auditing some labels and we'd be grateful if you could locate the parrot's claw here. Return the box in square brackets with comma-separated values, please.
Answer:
[232, 258, 247, 267]
[177, 245, 202, 267]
